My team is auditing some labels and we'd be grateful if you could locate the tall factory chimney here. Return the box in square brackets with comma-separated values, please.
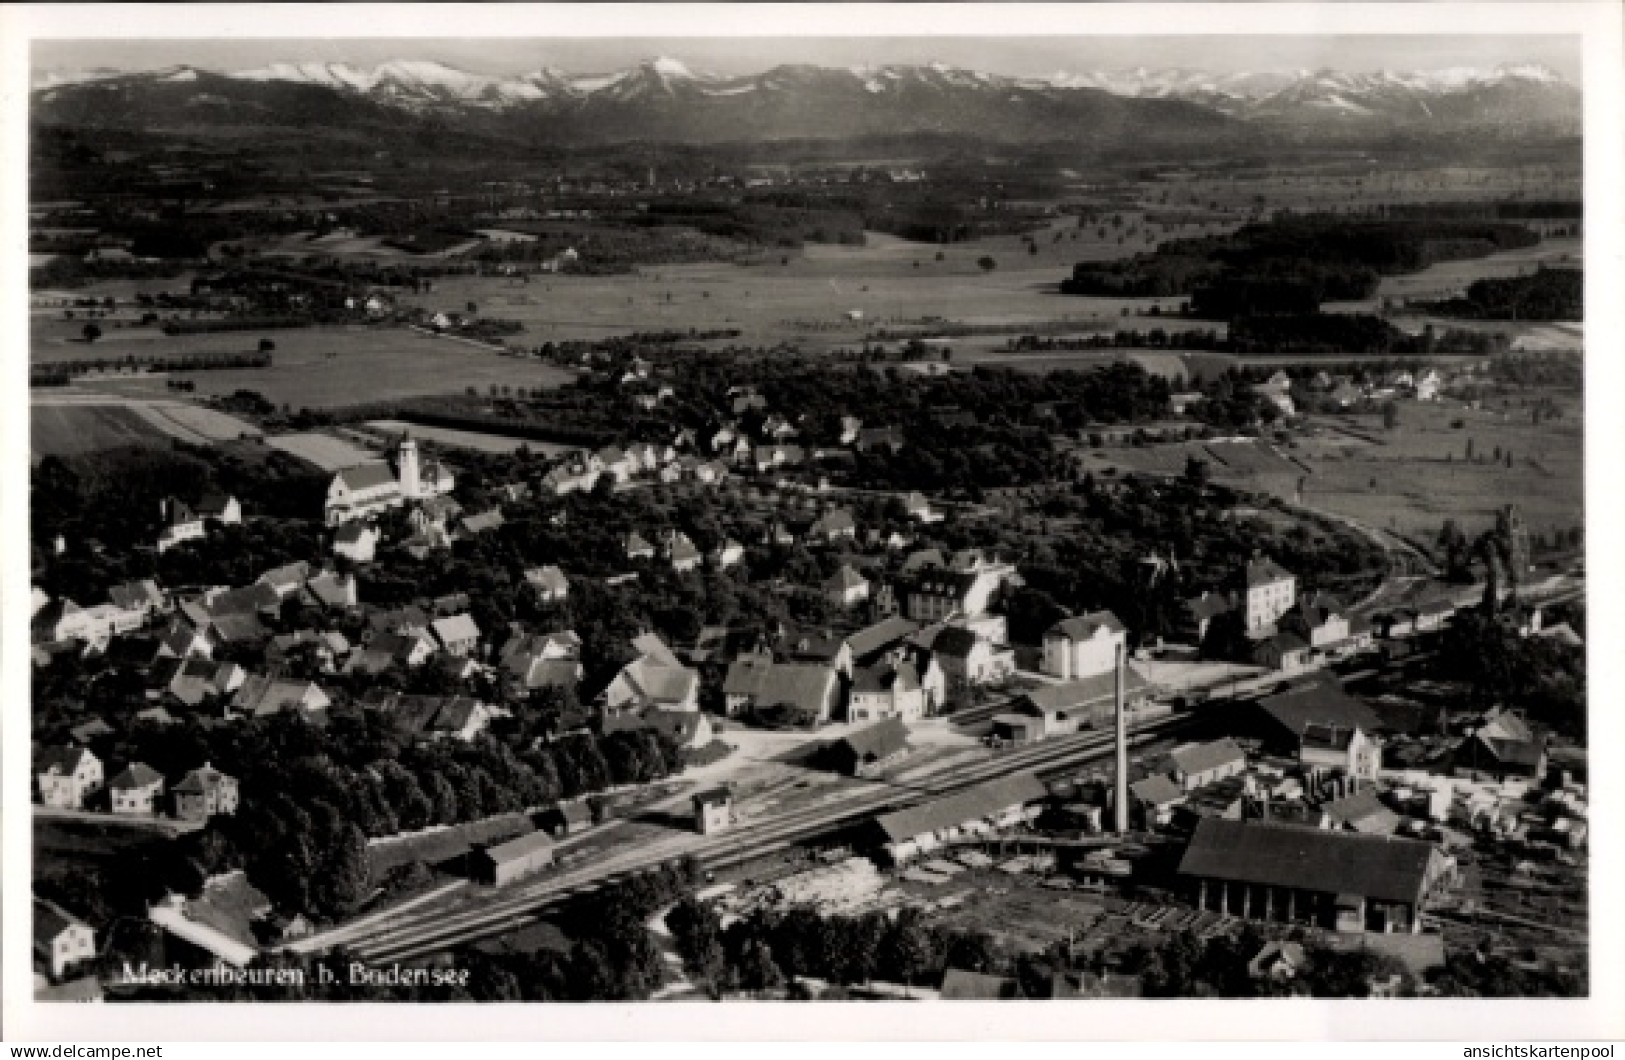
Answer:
[1114, 641, 1129, 834]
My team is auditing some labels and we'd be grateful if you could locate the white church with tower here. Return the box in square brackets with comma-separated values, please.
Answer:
[325, 433, 456, 526]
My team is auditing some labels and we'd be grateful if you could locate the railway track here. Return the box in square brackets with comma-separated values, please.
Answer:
[337, 712, 1199, 964]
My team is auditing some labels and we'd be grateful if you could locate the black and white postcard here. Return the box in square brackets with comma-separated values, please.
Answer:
[4, 1, 1621, 1044]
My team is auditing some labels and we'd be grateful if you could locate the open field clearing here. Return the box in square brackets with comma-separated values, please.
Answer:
[364, 419, 576, 457]
[152, 402, 264, 441]
[1080, 437, 1307, 482]
[31, 319, 415, 361]
[957, 346, 1223, 383]
[1290, 398, 1583, 542]
[49, 325, 576, 409]
[31, 273, 201, 308]
[266, 431, 379, 471]
[1084, 395, 1582, 543]
[30, 402, 173, 459]
[400, 265, 1189, 351]
[32, 389, 265, 445]
[258, 230, 482, 261]
[1508, 323, 1584, 350]
[1320, 236, 1583, 312]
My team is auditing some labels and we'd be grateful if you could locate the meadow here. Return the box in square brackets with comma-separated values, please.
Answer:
[363, 419, 575, 457]
[1288, 395, 1584, 543]
[51, 324, 577, 410]
[1084, 392, 1583, 547]
[265, 431, 380, 471]
[30, 402, 172, 459]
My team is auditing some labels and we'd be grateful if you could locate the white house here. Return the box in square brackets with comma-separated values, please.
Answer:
[824, 565, 871, 607]
[107, 763, 165, 815]
[603, 637, 700, 715]
[332, 522, 380, 563]
[36, 745, 103, 809]
[325, 462, 402, 526]
[431, 614, 481, 657]
[809, 508, 857, 542]
[625, 532, 656, 561]
[34, 900, 96, 982]
[157, 494, 241, 552]
[524, 565, 570, 603]
[1042, 612, 1129, 681]
[665, 531, 702, 573]
[229, 676, 331, 722]
[1243, 557, 1298, 634]
[924, 625, 1016, 687]
[723, 658, 842, 722]
[903, 492, 943, 523]
[1415, 370, 1441, 402]
[712, 539, 746, 570]
[849, 660, 926, 723]
[907, 567, 1005, 622]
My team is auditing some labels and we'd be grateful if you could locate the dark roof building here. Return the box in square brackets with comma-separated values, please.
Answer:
[1046, 612, 1126, 641]
[107, 763, 164, 790]
[1245, 557, 1295, 587]
[1321, 788, 1402, 835]
[845, 616, 921, 664]
[1255, 679, 1383, 750]
[826, 717, 910, 776]
[1178, 818, 1451, 934]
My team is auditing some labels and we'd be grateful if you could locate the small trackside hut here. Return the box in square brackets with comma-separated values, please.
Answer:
[693, 787, 734, 834]
[470, 830, 556, 887]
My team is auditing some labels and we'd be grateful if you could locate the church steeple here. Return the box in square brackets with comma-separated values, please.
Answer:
[397, 432, 421, 499]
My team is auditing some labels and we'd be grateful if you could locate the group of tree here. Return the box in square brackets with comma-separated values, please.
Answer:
[667, 897, 1002, 997]
[29, 351, 273, 384]
[1062, 216, 1542, 316]
[1417, 267, 1582, 322]
[1117, 927, 1416, 998]
[1434, 608, 1585, 740]
[33, 693, 692, 929]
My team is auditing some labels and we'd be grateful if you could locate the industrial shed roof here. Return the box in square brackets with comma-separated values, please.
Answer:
[1178, 818, 1440, 904]
[873, 771, 1047, 844]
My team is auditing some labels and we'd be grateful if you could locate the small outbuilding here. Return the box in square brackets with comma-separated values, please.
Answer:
[693, 787, 733, 835]
[826, 718, 910, 777]
[470, 830, 556, 886]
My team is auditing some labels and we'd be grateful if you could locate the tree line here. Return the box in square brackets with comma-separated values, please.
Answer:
[1062, 216, 1542, 315]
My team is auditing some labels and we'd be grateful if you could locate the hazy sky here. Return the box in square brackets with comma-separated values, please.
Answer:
[33, 36, 1582, 82]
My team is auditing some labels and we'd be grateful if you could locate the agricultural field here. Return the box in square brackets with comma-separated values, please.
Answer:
[30, 401, 173, 460]
[390, 221, 1200, 352]
[1079, 437, 1307, 483]
[265, 431, 379, 471]
[50, 324, 577, 410]
[956, 346, 1224, 385]
[256, 229, 482, 261]
[1083, 393, 1583, 546]
[364, 419, 575, 457]
[1289, 396, 1584, 543]
[153, 402, 265, 441]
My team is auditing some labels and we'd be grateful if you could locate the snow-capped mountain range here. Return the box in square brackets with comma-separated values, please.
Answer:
[33, 56, 1573, 108]
[30, 57, 1578, 143]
